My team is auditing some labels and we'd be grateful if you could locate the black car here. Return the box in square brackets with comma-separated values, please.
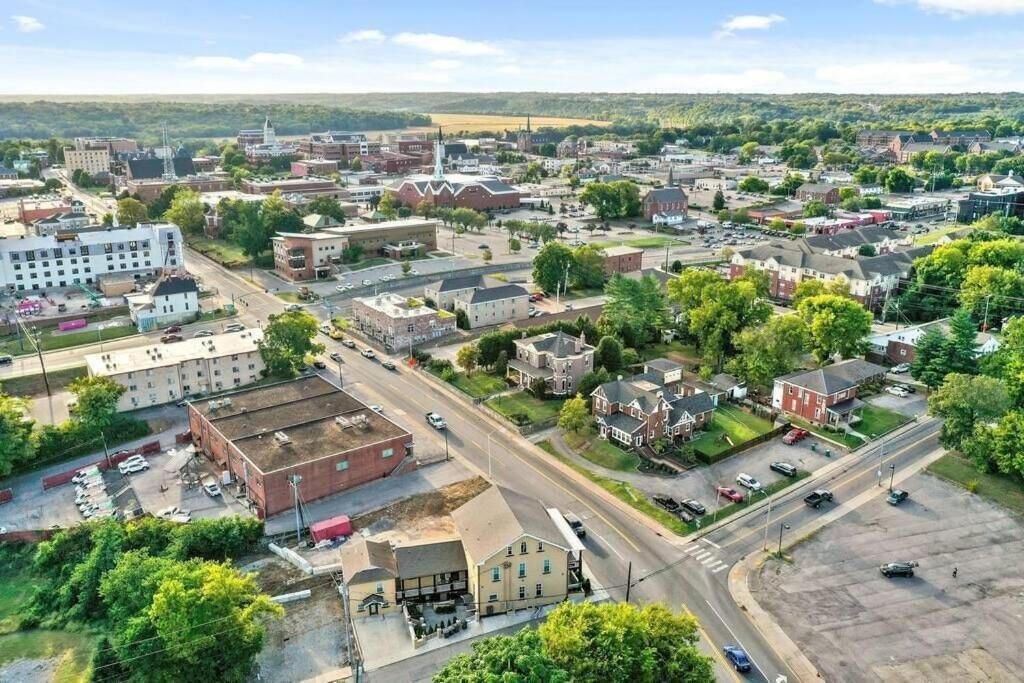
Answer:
[770, 461, 797, 477]
[893, 383, 917, 394]
[653, 495, 680, 512]
[880, 561, 917, 578]
[887, 489, 909, 505]
[681, 499, 706, 516]
[313, 360, 326, 369]
[381, 360, 397, 371]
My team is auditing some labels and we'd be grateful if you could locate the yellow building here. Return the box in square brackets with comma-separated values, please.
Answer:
[451, 486, 585, 617]
[63, 147, 111, 176]
[340, 536, 399, 618]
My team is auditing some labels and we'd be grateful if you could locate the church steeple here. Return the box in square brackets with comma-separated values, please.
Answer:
[433, 128, 445, 180]
[667, 165, 674, 186]
[526, 114, 531, 133]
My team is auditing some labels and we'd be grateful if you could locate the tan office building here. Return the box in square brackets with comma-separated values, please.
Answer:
[63, 148, 111, 176]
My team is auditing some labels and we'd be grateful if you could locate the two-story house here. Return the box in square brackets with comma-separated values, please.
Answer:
[393, 539, 468, 605]
[796, 183, 841, 205]
[340, 537, 400, 618]
[125, 275, 199, 332]
[508, 331, 594, 396]
[771, 359, 886, 427]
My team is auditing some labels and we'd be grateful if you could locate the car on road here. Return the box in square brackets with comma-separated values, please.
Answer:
[477, 243, 488, 249]
[224, 323, 246, 333]
[362, 279, 373, 286]
[313, 360, 326, 369]
[0, 355, 12, 366]
[887, 488, 910, 505]
[681, 499, 706, 516]
[369, 404, 384, 414]
[284, 303, 303, 312]
[329, 352, 342, 362]
[563, 512, 586, 538]
[341, 339, 356, 348]
[192, 329, 214, 338]
[653, 495, 680, 512]
[320, 323, 333, 335]
[160, 334, 183, 344]
[783, 427, 809, 445]
[425, 412, 447, 430]
[723, 645, 752, 673]
[360, 348, 376, 359]
[736, 472, 762, 491]
[163, 325, 182, 334]
[381, 360, 397, 371]
[804, 489, 834, 508]
[880, 561, 917, 578]
[118, 457, 149, 475]
[335, 284, 348, 291]
[885, 385, 909, 398]
[716, 486, 744, 503]
[203, 482, 222, 497]
[770, 461, 797, 477]
[891, 363, 911, 374]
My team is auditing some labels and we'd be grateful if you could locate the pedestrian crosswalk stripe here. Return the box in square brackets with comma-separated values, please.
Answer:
[701, 555, 719, 566]
[694, 551, 712, 560]
[712, 563, 729, 573]
[684, 544, 701, 553]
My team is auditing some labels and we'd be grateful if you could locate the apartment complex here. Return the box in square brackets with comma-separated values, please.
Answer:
[351, 293, 457, 350]
[186, 375, 415, 518]
[453, 284, 530, 329]
[0, 222, 183, 292]
[85, 328, 264, 411]
[63, 148, 111, 176]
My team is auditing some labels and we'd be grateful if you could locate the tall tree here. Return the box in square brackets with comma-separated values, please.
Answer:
[558, 394, 592, 434]
[0, 391, 34, 477]
[259, 311, 325, 377]
[944, 308, 979, 375]
[69, 376, 126, 435]
[796, 294, 873, 363]
[116, 197, 149, 226]
[533, 242, 575, 294]
[909, 325, 948, 389]
[928, 373, 1009, 451]
[572, 245, 607, 289]
[163, 188, 205, 234]
[455, 344, 479, 375]
[602, 275, 668, 348]
[231, 200, 270, 259]
[712, 190, 725, 211]
[726, 315, 810, 391]
[594, 335, 624, 372]
[305, 195, 347, 223]
[433, 629, 569, 683]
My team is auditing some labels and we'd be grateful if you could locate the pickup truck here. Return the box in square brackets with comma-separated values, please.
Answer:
[804, 489, 834, 508]
[425, 412, 447, 430]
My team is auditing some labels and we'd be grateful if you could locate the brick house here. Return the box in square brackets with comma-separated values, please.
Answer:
[602, 245, 643, 276]
[590, 366, 716, 449]
[641, 187, 688, 221]
[867, 319, 1000, 366]
[795, 183, 841, 205]
[508, 331, 594, 396]
[351, 293, 457, 351]
[771, 359, 886, 427]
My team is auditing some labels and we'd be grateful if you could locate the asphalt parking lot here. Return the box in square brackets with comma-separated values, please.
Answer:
[751, 471, 1024, 681]
[866, 390, 928, 419]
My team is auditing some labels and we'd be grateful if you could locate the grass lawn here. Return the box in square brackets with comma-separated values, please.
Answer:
[639, 341, 700, 364]
[564, 431, 639, 471]
[274, 291, 302, 303]
[0, 324, 138, 358]
[445, 371, 507, 399]
[691, 405, 774, 456]
[0, 365, 87, 397]
[563, 287, 604, 301]
[855, 405, 911, 439]
[790, 417, 864, 449]
[187, 237, 252, 268]
[486, 392, 565, 425]
[927, 453, 1024, 516]
[915, 223, 968, 246]
[345, 258, 393, 271]
[590, 236, 680, 250]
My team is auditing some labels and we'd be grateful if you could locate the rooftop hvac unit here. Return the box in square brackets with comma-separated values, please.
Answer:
[351, 414, 369, 429]
[334, 415, 352, 429]
[207, 400, 221, 411]
[273, 431, 291, 445]
[222, 397, 232, 407]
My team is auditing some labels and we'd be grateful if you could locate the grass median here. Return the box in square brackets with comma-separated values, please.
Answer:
[927, 453, 1024, 516]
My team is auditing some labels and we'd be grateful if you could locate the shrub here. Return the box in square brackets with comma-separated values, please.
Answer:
[966, 479, 980, 493]
[440, 367, 457, 382]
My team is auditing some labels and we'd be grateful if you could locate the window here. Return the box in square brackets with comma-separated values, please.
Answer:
[336, 460, 349, 471]
[492, 567, 500, 582]
[488, 593, 498, 602]
[375, 582, 383, 594]
[518, 586, 525, 600]
[535, 583, 543, 597]
[381, 448, 394, 459]
[537, 541, 544, 552]
[518, 563, 526, 578]
[506, 546, 513, 557]
[543, 559, 551, 574]
[520, 541, 528, 554]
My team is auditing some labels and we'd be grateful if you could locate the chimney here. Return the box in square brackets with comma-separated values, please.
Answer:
[576, 331, 585, 352]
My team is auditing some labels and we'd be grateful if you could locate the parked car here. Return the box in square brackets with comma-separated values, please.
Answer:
[360, 348, 376, 359]
[893, 383, 916, 394]
[224, 323, 246, 333]
[155, 505, 190, 520]
[71, 466, 100, 484]
[381, 360, 397, 371]
[891, 363, 911, 374]
[887, 488, 910, 505]
[885, 386, 909, 398]
[723, 645, 752, 673]
[163, 325, 181, 334]
[313, 360, 326, 369]
[770, 461, 797, 477]
[425, 412, 447, 430]
[335, 284, 348, 292]
[783, 427, 808, 445]
[329, 352, 343, 362]
[203, 482, 222, 497]
[160, 334, 183, 344]
[341, 339, 357, 348]
[118, 457, 149, 475]
[362, 279, 373, 286]
[681, 499, 706, 516]
[880, 561, 917, 578]
[653, 495, 680, 512]
[192, 329, 214, 338]
[0, 355, 12, 366]
[736, 473, 762, 491]
[716, 486, 744, 503]
[804, 489, 834, 508]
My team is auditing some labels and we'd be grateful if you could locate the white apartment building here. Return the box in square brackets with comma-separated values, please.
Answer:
[85, 329, 265, 410]
[453, 284, 530, 329]
[0, 223, 183, 292]
[63, 148, 111, 176]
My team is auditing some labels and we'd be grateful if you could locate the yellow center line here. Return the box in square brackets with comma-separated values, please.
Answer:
[686, 606, 743, 683]
[721, 428, 940, 549]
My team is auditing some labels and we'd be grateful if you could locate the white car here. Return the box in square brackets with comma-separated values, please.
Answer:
[891, 363, 911, 374]
[320, 323, 333, 335]
[224, 323, 246, 333]
[285, 303, 303, 312]
[71, 467, 100, 484]
[409, 269, 420, 276]
[118, 457, 149, 475]
[156, 505, 190, 519]
[425, 412, 447, 430]
[335, 284, 347, 292]
[193, 329, 214, 338]
[369, 404, 384, 414]
[203, 482, 222, 497]
[885, 386, 909, 398]
[736, 473, 762, 491]
[360, 348, 376, 359]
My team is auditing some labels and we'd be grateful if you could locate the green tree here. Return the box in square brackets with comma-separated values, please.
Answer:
[909, 326, 948, 389]
[602, 275, 668, 348]
[738, 176, 769, 193]
[558, 394, 592, 434]
[972, 411, 1024, 478]
[712, 190, 725, 211]
[305, 195, 347, 223]
[456, 344, 479, 375]
[116, 197, 149, 226]
[594, 335, 624, 372]
[577, 368, 611, 401]
[260, 191, 303, 235]
[884, 167, 915, 193]
[802, 200, 829, 218]
[944, 308, 980, 375]
[579, 182, 619, 221]
[231, 200, 270, 260]
[0, 391, 34, 476]
[726, 315, 810, 391]
[533, 242, 574, 293]
[509, 237, 522, 253]
[377, 191, 400, 219]
[69, 376, 125, 435]
[738, 141, 759, 163]
[401, 260, 412, 275]
[349, 156, 362, 172]
[482, 248, 492, 263]
[929, 373, 1009, 451]
[857, 243, 876, 257]
[415, 199, 433, 218]
[433, 628, 569, 683]
[259, 311, 324, 377]
[163, 188, 205, 234]
[797, 294, 873, 362]
[572, 245, 607, 289]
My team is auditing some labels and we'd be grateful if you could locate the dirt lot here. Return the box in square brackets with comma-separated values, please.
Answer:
[752, 471, 1024, 682]
[248, 555, 349, 682]
[351, 476, 489, 545]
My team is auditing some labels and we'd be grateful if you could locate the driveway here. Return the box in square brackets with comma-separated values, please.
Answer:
[751, 471, 1024, 681]
[866, 391, 927, 418]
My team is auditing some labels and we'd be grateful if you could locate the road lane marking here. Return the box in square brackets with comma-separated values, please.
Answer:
[702, 537, 721, 549]
[712, 563, 730, 574]
[701, 555, 719, 566]
[685, 606, 743, 683]
[684, 543, 702, 552]
[694, 551, 712, 560]
[588, 528, 626, 562]
[705, 599, 770, 682]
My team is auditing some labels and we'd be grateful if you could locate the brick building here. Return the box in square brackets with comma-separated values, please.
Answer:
[602, 245, 643, 276]
[351, 293, 458, 350]
[641, 187, 688, 221]
[125, 176, 232, 202]
[360, 151, 421, 174]
[300, 132, 381, 163]
[795, 183, 841, 205]
[508, 331, 594, 396]
[291, 159, 339, 177]
[187, 375, 415, 518]
[867, 319, 1000, 366]
[239, 177, 344, 199]
[772, 360, 886, 427]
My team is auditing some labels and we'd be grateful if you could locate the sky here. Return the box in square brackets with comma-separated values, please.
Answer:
[3, 0, 1024, 94]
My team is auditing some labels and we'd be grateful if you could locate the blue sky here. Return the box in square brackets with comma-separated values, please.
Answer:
[3, 0, 1024, 93]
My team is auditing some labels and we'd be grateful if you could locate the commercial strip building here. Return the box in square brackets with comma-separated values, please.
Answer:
[956, 188, 1024, 224]
[0, 222, 183, 292]
[86, 328, 265, 411]
[187, 375, 415, 518]
[350, 293, 457, 350]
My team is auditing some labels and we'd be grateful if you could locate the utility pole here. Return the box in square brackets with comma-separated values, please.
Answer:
[983, 294, 992, 332]
[888, 463, 896, 492]
[876, 438, 885, 486]
[664, 244, 670, 272]
[100, 430, 111, 469]
[761, 490, 773, 552]
[624, 561, 632, 603]
[31, 326, 50, 397]
[777, 523, 790, 557]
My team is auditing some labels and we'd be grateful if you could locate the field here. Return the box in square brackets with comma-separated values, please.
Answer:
[854, 405, 911, 439]
[564, 431, 639, 471]
[432, 369, 507, 399]
[186, 237, 251, 268]
[0, 366, 87, 397]
[591, 236, 681, 250]
[0, 324, 138, 358]
[915, 224, 968, 245]
[486, 392, 565, 425]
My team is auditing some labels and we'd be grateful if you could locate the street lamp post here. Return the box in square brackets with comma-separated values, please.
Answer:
[888, 463, 896, 492]
[713, 488, 724, 523]
[777, 523, 791, 558]
[760, 490, 772, 552]
[876, 439, 885, 486]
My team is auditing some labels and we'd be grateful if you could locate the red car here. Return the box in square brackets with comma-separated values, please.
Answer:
[163, 325, 182, 334]
[783, 428, 809, 445]
[716, 486, 744, 503]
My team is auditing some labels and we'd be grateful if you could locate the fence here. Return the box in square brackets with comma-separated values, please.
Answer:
[694, 422, 791, 465]
[41, 439, 161, 490]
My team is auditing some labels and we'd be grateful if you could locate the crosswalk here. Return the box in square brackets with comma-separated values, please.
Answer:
[683, 541, 731, 574]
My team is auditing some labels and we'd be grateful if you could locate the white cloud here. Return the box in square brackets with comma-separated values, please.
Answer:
[717, 13, 784, 37]
[340, 29, 386, 43]
[428, 59, 462, 70]
[392, 32, 501, 56]
[183, 52, 303, 70]
[12, 15, 45, 33]
[880, 0, 1024, 16]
